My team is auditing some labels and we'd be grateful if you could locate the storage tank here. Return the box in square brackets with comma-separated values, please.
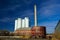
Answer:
[17, 18, 22, 28]
[31, 26, 46, 38]
[22, 19, 25, 28]
[14, 20, 18, 30]
[24, 17, 29, 28]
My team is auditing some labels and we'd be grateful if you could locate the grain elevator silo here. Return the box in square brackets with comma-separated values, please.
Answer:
[14, 20, 18, 30]
[24, 17, 29, 28]
[17, 18, 22, 28]
[14, 18, 22, 31]
[22, 19, 25, 28]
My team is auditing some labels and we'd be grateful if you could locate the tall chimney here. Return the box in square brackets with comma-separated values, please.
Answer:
[34, 4, 37, 26]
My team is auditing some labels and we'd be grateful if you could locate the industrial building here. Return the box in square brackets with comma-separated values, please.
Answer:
[14, 4, 46, 39]
[14, 17, 31, 38]
[52, 20, 60, 40]
[55, 20, 60, 32]
[31, 26, 46, 38]
[0, 4, 47, 39]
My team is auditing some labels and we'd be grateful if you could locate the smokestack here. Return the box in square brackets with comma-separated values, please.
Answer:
[34, 4, 37, 26]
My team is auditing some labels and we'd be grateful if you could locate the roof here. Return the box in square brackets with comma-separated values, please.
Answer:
[55, 20, 60, 31]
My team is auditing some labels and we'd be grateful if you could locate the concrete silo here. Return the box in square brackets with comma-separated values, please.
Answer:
[14, 20, 18, 31]
[22, 19, 25, 28]
[17, 18, 22, 28]
[24, 17, 29, 28]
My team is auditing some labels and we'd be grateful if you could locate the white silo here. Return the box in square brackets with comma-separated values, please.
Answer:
[17, 18, 22, 28]
[22, 19, 25, 28]
[24, 17, 29, 28]
[14, 20, 18, 30]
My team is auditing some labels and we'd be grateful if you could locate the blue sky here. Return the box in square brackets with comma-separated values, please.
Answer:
[0, 0, 60, 33]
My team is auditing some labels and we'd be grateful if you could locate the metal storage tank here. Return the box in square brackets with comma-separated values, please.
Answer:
[31, 26, 46, 38]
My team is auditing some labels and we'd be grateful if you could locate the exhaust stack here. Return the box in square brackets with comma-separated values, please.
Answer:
[34, 4, 37, 26]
